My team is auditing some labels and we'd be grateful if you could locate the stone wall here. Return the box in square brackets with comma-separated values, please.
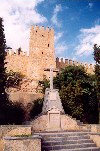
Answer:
[56, 57, 94, 74]
[29, 25, 56, 80]
[5, 25, 56, 95]
[6, 51, 29, 77]
[0, 125, 32, 151]
[6, 26, 56, 81]
[8, 92, 43, 105]
[0, 125, 31, 139]
[5, 25, 94, 105]
[3, 135, 41, 151]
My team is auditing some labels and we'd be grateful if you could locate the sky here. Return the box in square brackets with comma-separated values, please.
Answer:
[0, 0, 100, 64]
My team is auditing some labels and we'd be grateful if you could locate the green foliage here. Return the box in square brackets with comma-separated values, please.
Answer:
[93, 44, 100, 123]
[94, 64, 100, 96]
[39, 78, 49, 93]
[0, 17, 8, 103]
[6, 70, 25, 88]
[54, 65, 99, 123]
[0, 102, 25, 124]
[29, 98, 43, 119]
[0, 18, 25, 124]
[93, 44, 100, 64]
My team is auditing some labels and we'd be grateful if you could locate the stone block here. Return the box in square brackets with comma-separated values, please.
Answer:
[47, 108, 61, 131]
[3, 135, 41, 151]
[42, 88, 64, 114]
[5, 127, 31, 137]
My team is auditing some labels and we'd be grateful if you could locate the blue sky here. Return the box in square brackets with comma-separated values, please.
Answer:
[0, 0, 100, 64]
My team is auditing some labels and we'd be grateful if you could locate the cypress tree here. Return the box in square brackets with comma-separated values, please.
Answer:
[0, 17, 8, 103]
[93, 44, 100, 123]
[0, 17, 9, 123]
[0, 18, 25, 124]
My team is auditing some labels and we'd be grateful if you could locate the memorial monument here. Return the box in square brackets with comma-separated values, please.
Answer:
[31, 66, 79, 131]
[42, 66, 64, 114]
[42, 66, 64, 130]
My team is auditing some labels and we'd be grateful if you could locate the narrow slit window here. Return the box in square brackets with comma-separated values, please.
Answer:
[48, 44, 49, 47]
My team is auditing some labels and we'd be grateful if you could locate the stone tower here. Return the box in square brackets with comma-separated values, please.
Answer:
[28, 25, 56, 81]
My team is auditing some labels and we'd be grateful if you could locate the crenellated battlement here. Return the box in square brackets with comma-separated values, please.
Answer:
[5, 25, 94, 96]
[56, 57, 94, 74]
[30, 25, 54, 34]
[29, 25, 54, 57]
[6, 49, 29, 56]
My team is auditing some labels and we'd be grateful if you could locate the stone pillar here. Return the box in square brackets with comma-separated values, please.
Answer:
[3, 135, 42, 151]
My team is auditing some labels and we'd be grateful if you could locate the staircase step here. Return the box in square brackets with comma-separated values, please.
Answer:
[34, 131, 89, 136]
[42, 143, 96, 150]
[39, 131, 100, 151]
[42, 135, 90, 141]
[42, 139, 94, 146]
[48, 147, 100, 151]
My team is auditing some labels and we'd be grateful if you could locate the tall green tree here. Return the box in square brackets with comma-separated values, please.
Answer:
[54, 65, 99, 124]
[93, 44, 100, 123]
[0, 18, 25, 124]
[0, 17, 7, 104]
[93, 44, 100, 64]
[0, 17, 9, 123]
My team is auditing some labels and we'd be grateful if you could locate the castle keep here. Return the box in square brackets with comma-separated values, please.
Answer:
[5, 25, 94, 93]
[6, 26, 56, 81]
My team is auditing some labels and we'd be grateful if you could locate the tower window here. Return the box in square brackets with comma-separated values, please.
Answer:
[42, 52, 43, 54]
[48, 44, 49, 47]
[36, 30, 37, 33]
[42, 35, 44, 37]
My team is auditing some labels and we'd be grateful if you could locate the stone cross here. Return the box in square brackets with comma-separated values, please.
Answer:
[50, 66, 53, 90]
[44, 66, 59, 90]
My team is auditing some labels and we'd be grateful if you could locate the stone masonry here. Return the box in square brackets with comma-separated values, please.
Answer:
[5, 25, 94, 95]
[5, 26, 56, 93]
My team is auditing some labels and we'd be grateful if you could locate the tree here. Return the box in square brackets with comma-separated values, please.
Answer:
[0, 17, 7, 104]
[54, 65, 99, 123]
[0, 17, 10, 123]
[6, 70, 25, 89]
[0, 18, 25, 124]
[93, 44, 100, 123]
[39, 77, 49, 93]
[93, 44, 100, 64]
[29, 98, 43, 119]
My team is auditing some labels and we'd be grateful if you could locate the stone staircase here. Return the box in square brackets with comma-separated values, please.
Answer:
[34, 131, 100, 151]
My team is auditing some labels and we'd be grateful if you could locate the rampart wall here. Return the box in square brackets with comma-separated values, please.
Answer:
[6, 49, 29, 76]
[5, 50, 94, 79]
[5, 25, 94, 96]
[56, 57, 94, 74]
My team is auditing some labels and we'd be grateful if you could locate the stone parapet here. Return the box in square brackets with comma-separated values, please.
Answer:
[0, 125, 31, 139]
[6, 49, 28, 56]
[56, 57, 94, 74]
[3, 135, 41, 151]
